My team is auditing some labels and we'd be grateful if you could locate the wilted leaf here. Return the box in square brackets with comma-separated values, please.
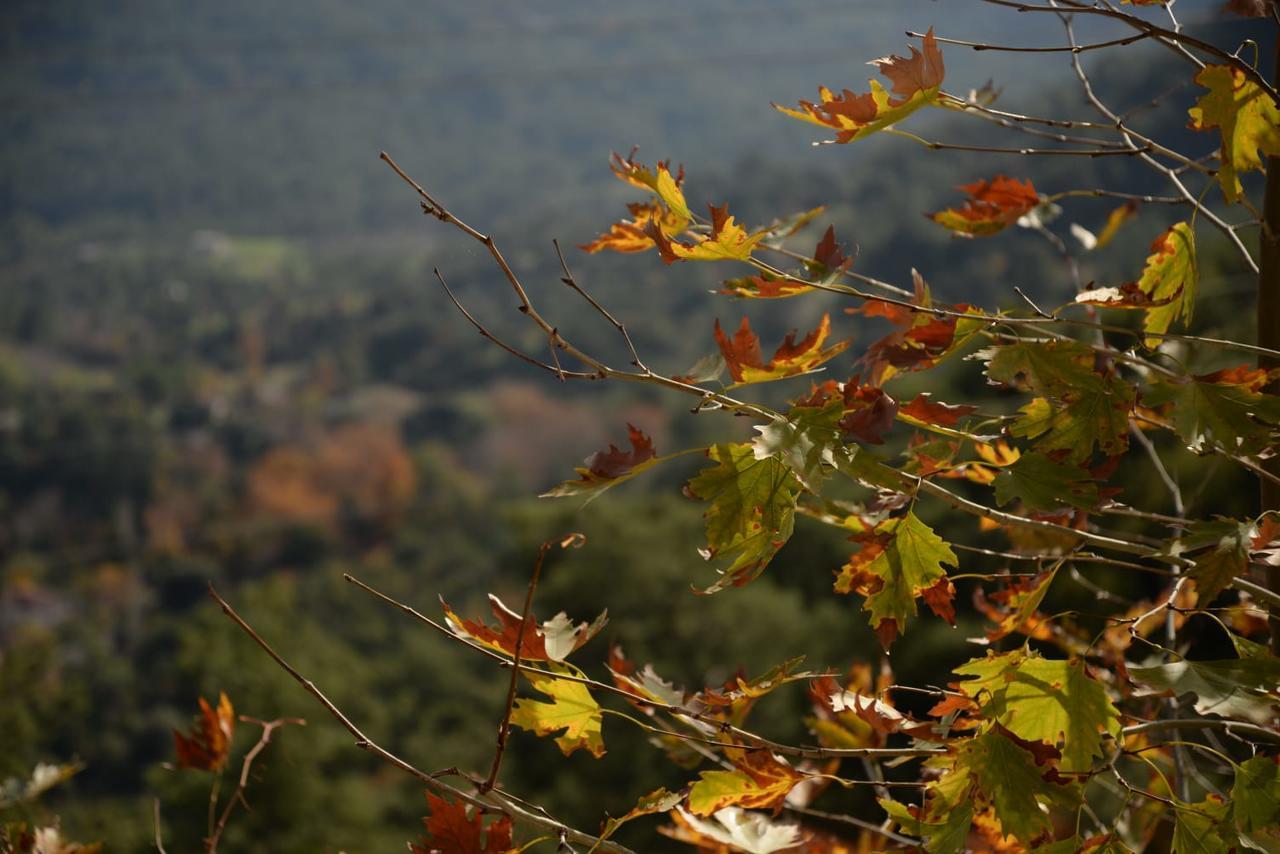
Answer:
[1188, 64, 1280, 202]
[599, 787, 686, 842]
[441, 595, 607, 662]
[509, 670, 605, 758]
[929, 176, 1039, 237]
[687, 443, 801, 592]
[410, 793, 515, 854]
[775, 29, 944, 143]
[173, 692, 235, 772]
[714, 314, 850, 387]
[663, 807, 804, 854]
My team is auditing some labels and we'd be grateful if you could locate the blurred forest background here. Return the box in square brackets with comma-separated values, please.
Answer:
[0, 1, 1272, 850]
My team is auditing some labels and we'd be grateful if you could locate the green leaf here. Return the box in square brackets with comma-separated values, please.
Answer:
[1132, 223, 1197, 348]
[860, 511, 958, 645]
[686, 443, 801, 593]
[1172, 796, 1235, 854]
[1234, 756, 1280, 833]
[751, 400, 845, 493]
[956, 726, 1063, 842]
[1171, 517, 1255, 602]
[1188, 64, 1280, 203]
[1144, 374, 1280, 456]
[509, 670, 605, 758]
[881, 797, 973, 854]
[954, 652, 1121, 772]
[1128, 657, 1280, 724]
[1010, 387, 1134, 464]
[978, 339, 1101, 399]
[993, 452, 1099, 511]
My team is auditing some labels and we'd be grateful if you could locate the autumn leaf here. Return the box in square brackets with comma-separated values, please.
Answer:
[509, 670, 606, 758]
[687, 750, 806, 815]
[1128, 656, 1280, 725]
[580, 201, 687, 255]
[1095, 201, 1139, 250]
[1078, 223, 1197, 347]
[899, 393, 977, 427]
[662, 807, 804, 854]
[929, 176, 1040, 237]
[653, 203, 771, 263]
[598, 788, 685, 844]
[1172, 516, 1255, 602]
[410, 793, 515, 854]
[608, 150, 691, 224]
[542, 424, 664, 499]
[837, 511, 958, 647]
[714, 314, 850, 387]
[440, 595, 607, 662]
[775, 29, 944, 143]
[173, 692, 235, 772]
[973, 564, 1059, 642]
[952, 651, 1121, 772]
[1188, 64, 1280, 202]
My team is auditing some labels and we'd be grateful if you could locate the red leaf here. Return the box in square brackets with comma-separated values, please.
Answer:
[837, 385, 899, 444]
[899, 393, 978, 426]
[929, 176, 1040, 237]
[921, 576, 957, 625]
[585, 424, 656, 479]
[173, 692, 235, 772]
[410, 794, 514, 854]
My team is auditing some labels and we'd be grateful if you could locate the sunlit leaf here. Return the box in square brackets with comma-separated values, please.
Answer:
[509, 670, 605, 758]
[1188, 64, 1280, 202]
[441, 595, 607, 663]
[929, 176, 1039, 237]
[541, 424, 664, 499]
[714, 314, 850, 387]
[663, 807, 804, 854]
[173, 692, 235, 772]
[775, 29, 945, 143]
[687, 750, 806, 816]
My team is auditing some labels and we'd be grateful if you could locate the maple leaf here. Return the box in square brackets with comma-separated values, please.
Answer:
[608, 150, 691, 224]
[509, 670, 605, 758]
[686, 443, 801, 593]
[880, 797, 973, 854]
[1233, 755, 1280, 833]
[409, 794, 515, 854]
[1171, 516, 1256, 602]
[687, 750, 806, 816]
[929, 176, 1040, 237]
[653, 203, 771, 263]
[1128, 656, 1280, 725]
[775, 29, 944, 143]
[440, 595, 607, 662]
[542, 424, 663, 499]
[973, 565, 1059, 642]
[173, 692, 235, 772]
[1188, 64, 1280, 202]
[752, 397, 845, 492]
[952, 651, 1121, 772]
[837, 511, 958, 647]
[663, 807, 804, 854]
[923, 724, 1072, 844]
[1172, 795, 1237, 854]
[899, 393, 977, 427]
[1079, 223, 1197, 347]
[993, 453, 1099, 512]
[1143, 368, 1280, 456]
[714, 314, 850, 387]
[580, 201, 687, 255]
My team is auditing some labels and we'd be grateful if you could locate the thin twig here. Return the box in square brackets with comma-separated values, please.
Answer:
[206, 584, 634, 854]
[907, 29, 1147, 53]
[207, 716, 305, 853]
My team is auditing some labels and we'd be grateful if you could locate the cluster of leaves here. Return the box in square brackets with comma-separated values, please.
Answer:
[225, 7, 1280, 853]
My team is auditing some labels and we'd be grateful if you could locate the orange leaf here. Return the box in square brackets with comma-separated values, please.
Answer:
[410, 794, 515, 854]
[899, 393, 978, 427]
[580, 202, 685, 254]
[714, 314, 850, 386]
[929, 176, 1039, 237]
[775, 29, 945, 143]
[440, 595, 607, 663]
[173, 692, 235, 772]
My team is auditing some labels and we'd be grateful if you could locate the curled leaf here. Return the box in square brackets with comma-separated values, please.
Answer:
[929, 176, 1040, 237]
[173, 692, 235, 772]
[441, 595, 607, 663]
[714, 314, 850, 387]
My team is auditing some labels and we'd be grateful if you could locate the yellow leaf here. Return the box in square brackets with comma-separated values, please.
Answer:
[509, 671, 605, 758]
[1188, 64, 1280, 203]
